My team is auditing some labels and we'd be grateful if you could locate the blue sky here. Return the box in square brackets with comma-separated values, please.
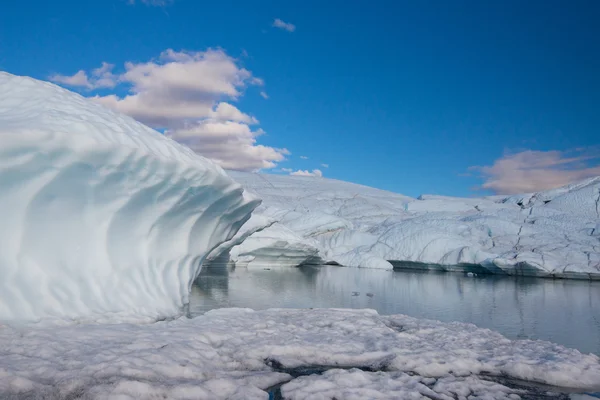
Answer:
[1, 0, 599, 197]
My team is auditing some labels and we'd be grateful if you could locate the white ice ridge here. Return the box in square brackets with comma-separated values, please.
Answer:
[1, 308, 599, 399]
[226, 171, 600, 278]
[0, 72, 258, 322]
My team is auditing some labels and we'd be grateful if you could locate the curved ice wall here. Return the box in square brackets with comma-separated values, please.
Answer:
[0, 72, 259, 322]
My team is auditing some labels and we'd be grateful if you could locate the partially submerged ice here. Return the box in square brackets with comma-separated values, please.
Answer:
[0, 72, 258, 322]
[1, 308, 599, 399]
[225, 171, 600, 279]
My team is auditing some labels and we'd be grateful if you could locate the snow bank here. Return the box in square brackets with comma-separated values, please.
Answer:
[0, 72, 258, 322]
[1, 308, 598, 399]
[226, 172, 600, 278]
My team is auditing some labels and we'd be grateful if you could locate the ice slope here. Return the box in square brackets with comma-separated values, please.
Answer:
[0, 72, 258, 322]
[226, 172, 600, 278]
[1, 308, 599, 399]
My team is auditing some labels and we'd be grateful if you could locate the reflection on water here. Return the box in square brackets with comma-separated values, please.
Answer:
[191, 265, 600, 355]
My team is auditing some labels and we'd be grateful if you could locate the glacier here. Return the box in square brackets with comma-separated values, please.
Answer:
[224, 171, 600, 278]
[0, 72, 258, 322]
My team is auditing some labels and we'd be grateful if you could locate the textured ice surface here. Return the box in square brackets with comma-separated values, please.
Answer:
[1, 308, 599, 399]
[229, 222, 322, 268]
[227, 172, 600, 278]
[280, 369, 527, 400]
[0, 72, 258, 322]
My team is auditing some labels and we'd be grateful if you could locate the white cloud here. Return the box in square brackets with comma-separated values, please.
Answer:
[321, 163, 329, 168]
[51, 48, 287, 171]
[273, 18, 296, 32]
[290, 169, 323, 177]
[49, 70, 91, 88]
[91, 62, 117, 89]
[470, 149, 600, 194]
[300, 155, 308, 160]
[167, 121, 288, 170]
[260, 91, 269, 99]
[212, 102, 258, 124]
[281, 168, 293, 172]
[50, 63, 117, 90]
[90, 49, 255, 128]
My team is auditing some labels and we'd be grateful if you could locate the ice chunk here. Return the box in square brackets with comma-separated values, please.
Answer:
[0, 72, 258, 322]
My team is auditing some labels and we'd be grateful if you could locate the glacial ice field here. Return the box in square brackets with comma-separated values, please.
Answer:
[2, 308, 600, 399]
[225, 171, 600, 279]
[1, 72, 600, 399]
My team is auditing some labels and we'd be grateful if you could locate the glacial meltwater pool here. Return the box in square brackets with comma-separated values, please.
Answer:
[190, 265, 600, 356]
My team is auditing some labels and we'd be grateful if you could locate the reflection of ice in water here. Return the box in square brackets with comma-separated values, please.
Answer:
[191, 266, 600, 355]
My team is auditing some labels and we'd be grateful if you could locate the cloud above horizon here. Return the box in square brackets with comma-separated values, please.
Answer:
[272, 18, 296, 32]
[290, 169, 323, 177]
[470, 149, 600, 194]
[49, 49, 288, 171]
[49, 62, 116, 90]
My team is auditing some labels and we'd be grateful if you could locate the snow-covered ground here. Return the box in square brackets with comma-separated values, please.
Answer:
[0, 72, 257, 323]
[2, 308, 600, 399]
[224, 171, 600, 279]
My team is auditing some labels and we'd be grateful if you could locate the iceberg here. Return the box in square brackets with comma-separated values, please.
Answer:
[225, 172, 600, 278]
[0, 72, 258, 322]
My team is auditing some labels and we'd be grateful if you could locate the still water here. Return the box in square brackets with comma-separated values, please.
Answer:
[190, 265, 600, 355]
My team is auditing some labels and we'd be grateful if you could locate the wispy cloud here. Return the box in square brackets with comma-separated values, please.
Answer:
[259, 91, 269, 99]
[49, 63, 116, 90]
[321, 163, 329, 168]
[290, 169, 323, 177]
[128, 0, 173, 6]
[272, 18, 296, 32]
[50, 49, 288, 171]
[300, 155, 308, 160]
[49, 70, 90, 88]
[470, 149, 600, 194]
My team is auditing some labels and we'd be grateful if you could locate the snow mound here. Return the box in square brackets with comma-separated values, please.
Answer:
[1, 308, 598, 399]
[0, 72, 258, 322]
[226, 172, 600, 278]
